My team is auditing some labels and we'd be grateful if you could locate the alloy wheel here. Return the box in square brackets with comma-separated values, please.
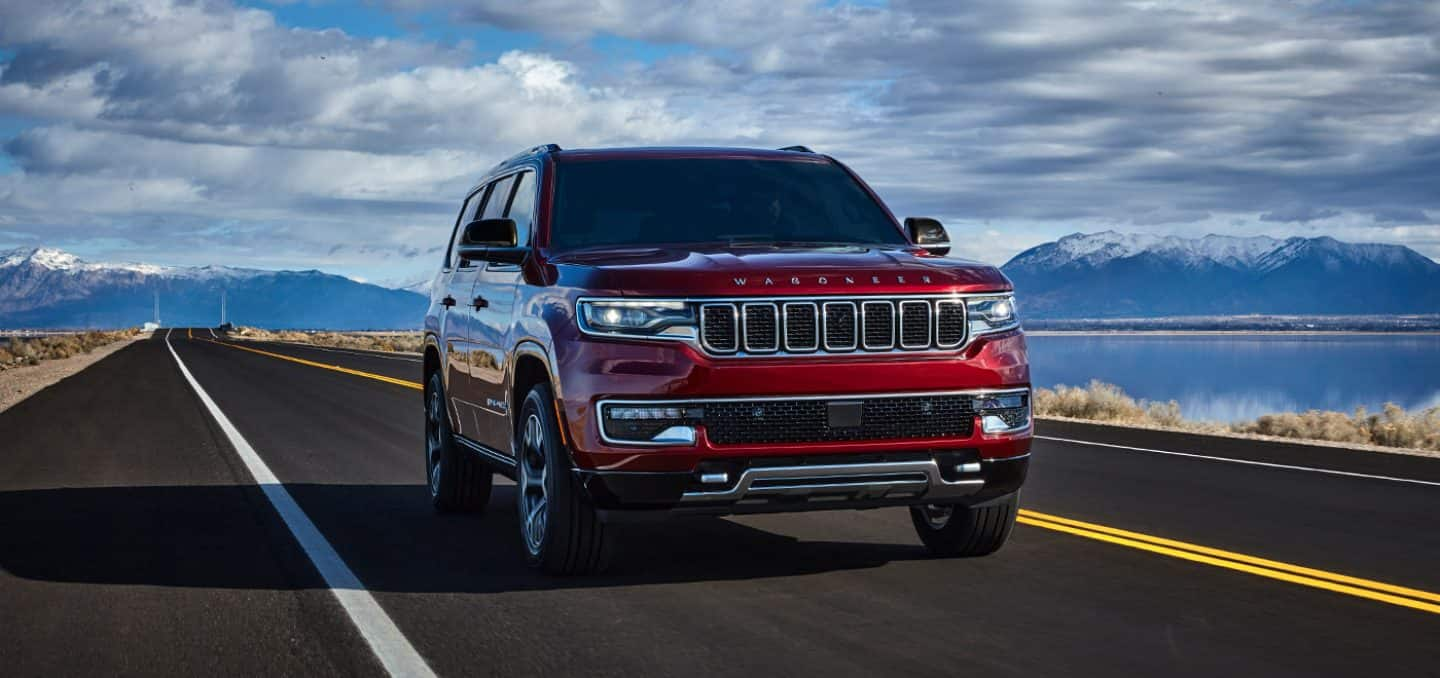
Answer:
[518, 412, 548, 555]
[426, 385, 444, 497]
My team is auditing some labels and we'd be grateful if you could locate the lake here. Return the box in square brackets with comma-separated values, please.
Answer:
[1025, 333, 1440, 422]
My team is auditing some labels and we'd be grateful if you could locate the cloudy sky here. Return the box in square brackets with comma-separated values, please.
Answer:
[1, 0, 1437, 285]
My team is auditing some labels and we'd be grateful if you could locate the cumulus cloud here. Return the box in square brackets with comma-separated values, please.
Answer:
[1, 0, 1438, 278]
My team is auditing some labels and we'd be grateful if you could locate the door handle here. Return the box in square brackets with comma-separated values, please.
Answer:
[441, 296, 456, 307]
[472, 296, 489, 309]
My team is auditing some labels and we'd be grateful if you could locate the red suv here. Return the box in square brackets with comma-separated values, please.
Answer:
[422, 145, 1030, 574]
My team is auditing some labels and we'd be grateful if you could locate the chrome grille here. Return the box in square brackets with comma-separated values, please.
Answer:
[699, 296, 968, 357]
[861, 301, 895, 350]
[742, 303, 779, 352]
[700, 304, 738, 352]
[899, 301, 931, 348]
[783, 302, 819, 351]
[936, 300, 965, 347]
[822, 302, 858, 351]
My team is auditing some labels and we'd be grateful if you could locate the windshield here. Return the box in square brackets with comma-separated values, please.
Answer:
[549, 158, 908, 251]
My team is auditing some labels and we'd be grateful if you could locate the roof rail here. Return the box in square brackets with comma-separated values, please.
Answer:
[777, 145, 814, 153]
[494, 144, 562, 168]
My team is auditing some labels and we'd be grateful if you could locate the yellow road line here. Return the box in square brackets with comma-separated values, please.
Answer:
[1017, 511, 1440, 615]
[1020, 509, 1440, 604]
[203, 338, 422, 391]
[187, 328, 192, 340]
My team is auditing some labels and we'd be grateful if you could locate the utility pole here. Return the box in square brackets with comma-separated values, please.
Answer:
[154, 291, 161, 327]
[220, 289, 227, 326]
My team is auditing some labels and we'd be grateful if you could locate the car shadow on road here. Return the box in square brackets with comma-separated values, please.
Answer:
[0, 483, 933, 593]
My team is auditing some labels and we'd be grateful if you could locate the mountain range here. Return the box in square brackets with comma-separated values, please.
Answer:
[4, 233, 1437, 328]
[0, 248, 426, 329]
[1001, 232, 1440, 318]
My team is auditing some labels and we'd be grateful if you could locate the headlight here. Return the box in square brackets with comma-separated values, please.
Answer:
[967, 295, 1018, 335]
[578, 299, 696, 339]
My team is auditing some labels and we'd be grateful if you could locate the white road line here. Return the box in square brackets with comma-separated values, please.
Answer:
[208, 328, 217, 339]
[164, 333, 436, 678]
[1037, 435, 1440, 488]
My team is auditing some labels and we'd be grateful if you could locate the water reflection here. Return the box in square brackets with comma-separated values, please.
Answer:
[1027, 334, 1440, 422]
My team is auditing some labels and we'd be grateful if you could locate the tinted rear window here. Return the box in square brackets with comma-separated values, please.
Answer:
[550, 158, 906, 251]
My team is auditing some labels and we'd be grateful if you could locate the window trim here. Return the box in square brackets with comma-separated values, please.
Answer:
[447, 184, 492, 271]
[444, 163, 544, 272]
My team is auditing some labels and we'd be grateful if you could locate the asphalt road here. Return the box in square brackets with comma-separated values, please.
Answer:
[3, 329, 1438, 677]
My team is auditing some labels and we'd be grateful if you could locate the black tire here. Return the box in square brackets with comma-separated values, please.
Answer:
[516, 382, 610, 575]
[910, 493, 1018, 557]
[425, 372, 493, 513]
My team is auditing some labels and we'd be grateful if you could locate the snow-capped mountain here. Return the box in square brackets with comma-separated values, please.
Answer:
[0, 247, 426, 329]
[1002, 232, 1440, 318]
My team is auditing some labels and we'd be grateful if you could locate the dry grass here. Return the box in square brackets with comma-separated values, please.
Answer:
[0, 330, 140, 371]
[232, 326, 423, 354]
[1034, 380, 1440, 452]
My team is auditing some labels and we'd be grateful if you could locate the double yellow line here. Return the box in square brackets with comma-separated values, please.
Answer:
[201, 337, 422, 391]
[1019, 509, 1440, 615]
[193, 333, 1440, 616]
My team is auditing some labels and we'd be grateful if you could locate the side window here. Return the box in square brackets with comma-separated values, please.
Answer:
[481, 175, 516, 220]
[506, 171, 536, 247]
[449, 186, 489, 269]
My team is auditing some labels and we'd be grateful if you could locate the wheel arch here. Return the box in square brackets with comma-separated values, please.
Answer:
[509, 340, 566, 448]
[422, 333, 443, 401]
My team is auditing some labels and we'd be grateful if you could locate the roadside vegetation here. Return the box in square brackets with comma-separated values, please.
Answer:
[0, 330, 140, 371]
[232, 326, 423, 354]
[1034, 380, 1440, 453]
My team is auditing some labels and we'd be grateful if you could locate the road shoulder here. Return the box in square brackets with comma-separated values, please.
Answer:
[1036, 417, 1440, 483]
[0, 334, 147, 414]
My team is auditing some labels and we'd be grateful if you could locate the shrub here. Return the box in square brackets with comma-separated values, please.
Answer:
[1036, 379, 1440, 452]
[1034, 380, 1187, 427]
[233, 327, 423, 354]
[0, 329, 139, 371]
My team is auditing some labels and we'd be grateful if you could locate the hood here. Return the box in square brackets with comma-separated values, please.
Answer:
[548, 244, 1011, 296]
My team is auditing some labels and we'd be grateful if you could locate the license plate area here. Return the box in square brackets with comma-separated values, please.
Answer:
[826, 400, 864, 429]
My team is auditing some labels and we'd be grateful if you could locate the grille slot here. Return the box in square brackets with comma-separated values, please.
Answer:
[899, 301, 931, 348]
[936, 300, 966, 348]
[701, 304, 738, 353]
[783, 303, 819, 352]
[823, 302, 858, 351]
[703, 394, 977, 445]
[861, 301, 895, 350]
[742, 303, 779, 352]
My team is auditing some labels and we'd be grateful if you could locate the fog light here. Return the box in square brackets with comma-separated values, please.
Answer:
[650, 426, 697, 445]
[609, 406, 684, 420]
[601, 403, 702, 445]
[982, 415, 1012, 433]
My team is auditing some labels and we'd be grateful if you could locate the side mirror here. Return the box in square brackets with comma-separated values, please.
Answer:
[456, 218, 527, 264]
[904, 217, 950, 256]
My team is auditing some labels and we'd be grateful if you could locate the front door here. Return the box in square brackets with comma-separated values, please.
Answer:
[468, 169, 536, 456]
[455, 173, 519, 451]
[442, 183, 491, 440]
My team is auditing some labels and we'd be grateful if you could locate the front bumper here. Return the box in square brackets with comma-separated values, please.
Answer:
[579, 451, 1028, 516]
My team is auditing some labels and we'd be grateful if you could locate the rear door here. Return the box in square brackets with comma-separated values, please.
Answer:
[441, 183, 490, 438]
[470, 170, 536, 455]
